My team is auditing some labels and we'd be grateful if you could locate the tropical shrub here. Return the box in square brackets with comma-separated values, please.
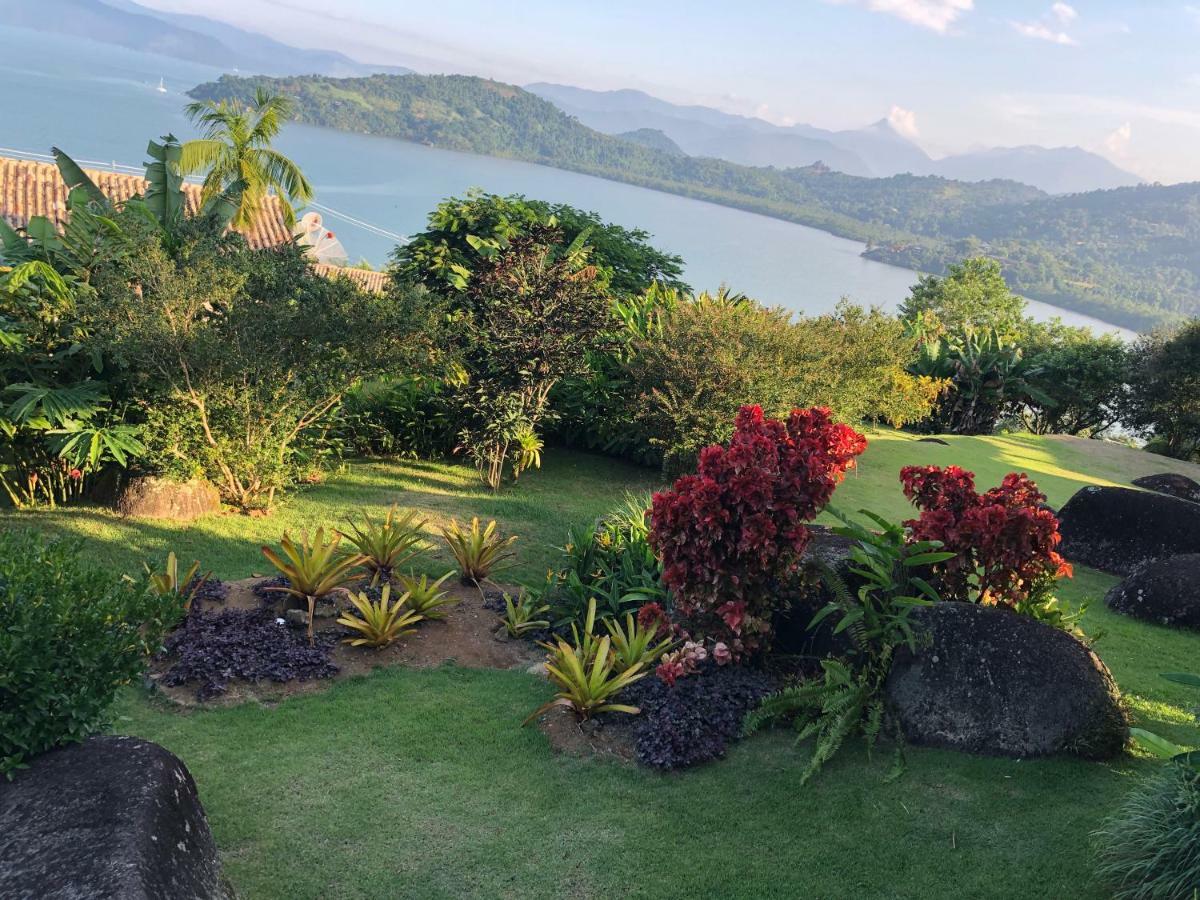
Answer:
[441, 517, 517, 585]
[144, 551, 209, 616]
[0, 530, 175, 777]
[744, 510, 950, 784]
[331, 374, 455, 460]
[908, 326, 1045, 436]
[649, 405, 867, 654]
[261, 528, 364, 641]
[161, 607, 337, 700]
[395, 571, 457, 620]
[540, 492, 664, 628]
[447, 228, 612, 488]
[624, 295, 933, 475]
[340, 505, 427, 586]
[337, 585, 423, 648]
[92, 223, 437, 510]
[0, 262, 143, 508]
[899, 465, 1073, 609]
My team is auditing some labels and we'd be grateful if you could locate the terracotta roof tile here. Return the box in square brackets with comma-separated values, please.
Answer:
[309, 263, 389, 293]
[0, 156, 291, 250]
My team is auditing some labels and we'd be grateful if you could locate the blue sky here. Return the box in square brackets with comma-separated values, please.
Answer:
[138, 0, 1200, 183]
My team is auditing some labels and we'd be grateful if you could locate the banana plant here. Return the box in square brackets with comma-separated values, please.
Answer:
[1131, 673, 1200, 772]
[910, 326, 1049, 435]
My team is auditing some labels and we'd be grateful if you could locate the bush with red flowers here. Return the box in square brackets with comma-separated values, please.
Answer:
[649, 405, 866, 654]
[899, 464, 1072, 608]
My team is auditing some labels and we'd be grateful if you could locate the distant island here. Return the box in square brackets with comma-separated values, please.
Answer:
[189, 73, 1200, 331]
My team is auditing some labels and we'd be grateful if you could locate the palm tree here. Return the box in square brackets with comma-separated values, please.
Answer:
[180, 88, 313, 230]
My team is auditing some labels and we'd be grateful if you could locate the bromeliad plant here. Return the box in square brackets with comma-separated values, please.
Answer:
[523, 631, 648, 725]
[337, 584, 423, 649]
[441, 517, 517, 586]
[604, 609, 677, 674]
[500, 591, 551, 638]
[261, 528, 364, 643]
[144, 551, 209, 616]
[744, 509, 953, 785]
[340, 505, 427, 586]
[394, 571, 458, 620]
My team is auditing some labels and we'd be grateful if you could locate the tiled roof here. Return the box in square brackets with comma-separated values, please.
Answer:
[310, 263, 389, 293]
[0, 156, 291, 250]
[0, 155, 389, 292]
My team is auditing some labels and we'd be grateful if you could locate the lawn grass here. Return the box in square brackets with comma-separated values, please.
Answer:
[7, 431, 1200, 898]
[0, 454, 661, 583]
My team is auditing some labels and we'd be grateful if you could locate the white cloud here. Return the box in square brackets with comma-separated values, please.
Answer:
[1101, 121, 1133, 159]
[1010, 4, 1080, 45]
[887, 104, 921, 138]
[1010, 20, 1077, 44]
[1051, 2, 1077, 24]
[825, 0, 974, 34]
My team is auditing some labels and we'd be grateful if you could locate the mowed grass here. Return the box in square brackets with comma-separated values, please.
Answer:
[7, 431, 1200, 898]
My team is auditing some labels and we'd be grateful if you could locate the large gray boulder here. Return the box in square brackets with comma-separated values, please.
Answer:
[1132, 472, 1200, 505]
[1057, 485, 1200, 575]
[1105, 553, 1200, 630]
[886, 602, 1128, 760]
[0, 736, 230, 900]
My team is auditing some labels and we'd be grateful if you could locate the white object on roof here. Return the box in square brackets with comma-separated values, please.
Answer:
[294, 211, 349, 265]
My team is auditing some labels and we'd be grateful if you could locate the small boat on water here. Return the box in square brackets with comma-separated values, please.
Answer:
[156, 77, 167, 93]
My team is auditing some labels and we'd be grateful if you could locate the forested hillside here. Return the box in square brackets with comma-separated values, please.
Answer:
[190, 73, 1200, 330]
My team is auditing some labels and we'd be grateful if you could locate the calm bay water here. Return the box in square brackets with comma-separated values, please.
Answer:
[0, 26, 1130, 335]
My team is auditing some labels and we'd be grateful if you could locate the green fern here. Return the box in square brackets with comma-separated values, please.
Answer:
[744, 507, 949, 785]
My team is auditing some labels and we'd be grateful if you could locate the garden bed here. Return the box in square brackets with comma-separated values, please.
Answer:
[147, 577, 543, 707]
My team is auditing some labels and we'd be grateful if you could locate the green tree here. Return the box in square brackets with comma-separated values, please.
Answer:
[180, 87, 313, 229]
[1018, 322, 1130, 436]
[448, 227, 612, 489]
[392, 191, 686, 296]
[900, 258, 1028, 337]
[1123, 321, 1200, 459]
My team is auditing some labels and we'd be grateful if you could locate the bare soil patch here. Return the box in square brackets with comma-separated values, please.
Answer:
[535, 705, 637, 764]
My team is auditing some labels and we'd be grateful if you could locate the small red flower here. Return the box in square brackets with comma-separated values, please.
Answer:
[68, 468, 83, 481]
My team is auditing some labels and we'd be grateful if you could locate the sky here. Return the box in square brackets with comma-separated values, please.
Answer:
[134, 0, 1200, 183]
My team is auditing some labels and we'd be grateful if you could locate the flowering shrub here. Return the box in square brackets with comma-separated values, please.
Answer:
[899, 465, 1072, 608]
[649, 405, 866, 653]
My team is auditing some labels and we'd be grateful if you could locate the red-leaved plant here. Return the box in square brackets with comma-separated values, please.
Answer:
[899, 464, 1072, 608]
[649, 405, 867, 654]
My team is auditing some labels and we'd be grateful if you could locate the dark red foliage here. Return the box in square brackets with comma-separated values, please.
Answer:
[649, 405, 866, 652]
[900, 465, 1072, 607]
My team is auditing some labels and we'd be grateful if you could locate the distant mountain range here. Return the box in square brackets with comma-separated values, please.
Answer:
[526, 83, 1141, 195]
[1, 0, 412, 77]
[190, 72, 1200, 332]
